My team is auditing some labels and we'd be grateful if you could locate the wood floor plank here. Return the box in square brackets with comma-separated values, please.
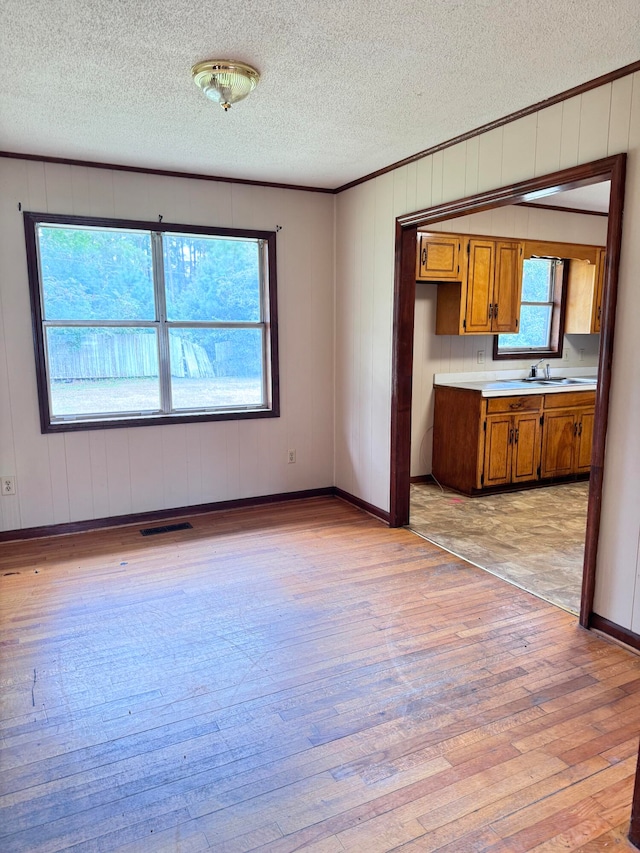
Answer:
[1, 497, 639, 852]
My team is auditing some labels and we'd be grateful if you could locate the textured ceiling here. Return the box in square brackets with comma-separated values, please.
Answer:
[0, 1, 638, 190]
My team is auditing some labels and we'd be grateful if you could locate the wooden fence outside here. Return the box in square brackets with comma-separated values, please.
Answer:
[48, 332, 215, 379]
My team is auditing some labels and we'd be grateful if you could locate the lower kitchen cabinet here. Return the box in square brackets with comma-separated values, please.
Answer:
[540, 394, 595, 478]
[483, 408, 541, 487]
[432, 386, 595, 494]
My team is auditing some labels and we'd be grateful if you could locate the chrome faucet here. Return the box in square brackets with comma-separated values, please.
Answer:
[529, 358, 545, 378]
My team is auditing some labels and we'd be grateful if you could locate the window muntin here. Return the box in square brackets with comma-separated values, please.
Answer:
[497, 258, 565, 356]
[25, 214, 278, 432]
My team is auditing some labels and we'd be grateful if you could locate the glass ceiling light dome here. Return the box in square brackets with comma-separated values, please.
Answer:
[192, 60, 260, 111]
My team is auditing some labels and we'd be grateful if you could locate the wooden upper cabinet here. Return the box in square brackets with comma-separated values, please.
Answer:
[560, 247, 606, 335]
[416, 233, 463, 281]
[431, 235, 523, 335]
[464, 238, 523, 334]
[593, 248, 605, 333]
[492, 241, 523, 334]
[427, 232, 604, 337]
[464, 239, 495, 333]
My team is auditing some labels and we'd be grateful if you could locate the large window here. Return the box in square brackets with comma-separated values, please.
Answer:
[24, 213, 279, 432]
[495, 257, 566, 359]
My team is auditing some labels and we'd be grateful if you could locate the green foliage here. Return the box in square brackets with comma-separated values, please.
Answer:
[39, 226, 265, 386]
[498, 258, 557, 352]
[164, 235, 260, 322]
[40, 227, 155, 320]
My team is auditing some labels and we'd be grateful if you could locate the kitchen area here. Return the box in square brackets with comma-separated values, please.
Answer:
[409, 186, 608, 613]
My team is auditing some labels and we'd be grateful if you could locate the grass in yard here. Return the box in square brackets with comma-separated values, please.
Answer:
[50, 377, 263, 416]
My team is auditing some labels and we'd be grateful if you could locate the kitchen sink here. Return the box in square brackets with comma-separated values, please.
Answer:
[487, 377, 597, 389]
[524, 377, 596, 386]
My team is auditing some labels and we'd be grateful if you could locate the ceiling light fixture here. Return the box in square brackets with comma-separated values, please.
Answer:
[192, 60, 260, 111]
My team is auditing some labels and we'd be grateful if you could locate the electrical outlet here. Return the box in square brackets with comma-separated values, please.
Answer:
[563, 349, 570, 361]
[579, 348, 585, 361]
[2, 476, 16, 496]
[287, 449, 296, 464]
[477, 350, 485, 364]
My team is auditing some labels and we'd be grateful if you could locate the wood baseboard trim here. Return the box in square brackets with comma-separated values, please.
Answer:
[589, 614, 640, 653]
[0, 488, 336, 543]
[410, 475, 435, 484]
[333, 488, 391, 524]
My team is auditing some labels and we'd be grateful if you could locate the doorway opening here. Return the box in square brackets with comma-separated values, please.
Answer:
[409, 187, 608, 614]
[389, 155, 626, 630]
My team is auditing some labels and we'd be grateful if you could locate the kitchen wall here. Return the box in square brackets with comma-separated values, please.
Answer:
[0, 159, 335, 532]
[335, 73, 640, 634]
[411, 204, 608, 476]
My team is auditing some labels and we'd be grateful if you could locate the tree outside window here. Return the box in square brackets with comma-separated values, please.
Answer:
[25, 214, 279, 432]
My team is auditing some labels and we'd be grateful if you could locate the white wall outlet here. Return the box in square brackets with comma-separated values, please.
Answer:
[477, 350, 485, 364]
[287, 449, 296, 464]
[579, 348, 585, 361]
[2, 476, 16, 496]
[563, 349, 570, 361]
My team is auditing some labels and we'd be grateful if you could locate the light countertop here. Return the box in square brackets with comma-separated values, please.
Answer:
[434, 369, 597, 398]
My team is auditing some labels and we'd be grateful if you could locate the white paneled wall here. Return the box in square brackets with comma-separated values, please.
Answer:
[0, 160, 335, 532]
[411, 205, 607, 477]
[335, 73, 640, 633]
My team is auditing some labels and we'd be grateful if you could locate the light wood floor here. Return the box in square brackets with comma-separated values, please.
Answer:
[410, 482, 589, 614]
[1, 497, 639, 852]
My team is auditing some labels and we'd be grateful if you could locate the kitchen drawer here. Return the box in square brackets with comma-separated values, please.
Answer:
[486, 395, 542, 414]
[543, 390, 596, 409]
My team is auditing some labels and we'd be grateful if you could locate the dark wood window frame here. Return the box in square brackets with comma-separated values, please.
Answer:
[492, 258, 569, 361]
[24, 212, 280, 433]
[390, 154, 626, 637]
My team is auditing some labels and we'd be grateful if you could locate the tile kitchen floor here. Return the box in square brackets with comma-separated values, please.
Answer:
[409, 480, 588, 614]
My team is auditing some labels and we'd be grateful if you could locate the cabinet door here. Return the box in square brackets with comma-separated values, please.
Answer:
[464, 239, 495, 333]
[575, 410, 595, 472]
[492, 241, 523, 333]
[417, 234, 462, 281]
[483, 415, 513, 486]
[511, 412, 541, 483]
[593, 249, 605, 333]
[540, 411, 576, 478]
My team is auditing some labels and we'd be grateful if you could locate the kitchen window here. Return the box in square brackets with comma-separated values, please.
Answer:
[494, 257, 566, 359]
[24, 213, 279, 432]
